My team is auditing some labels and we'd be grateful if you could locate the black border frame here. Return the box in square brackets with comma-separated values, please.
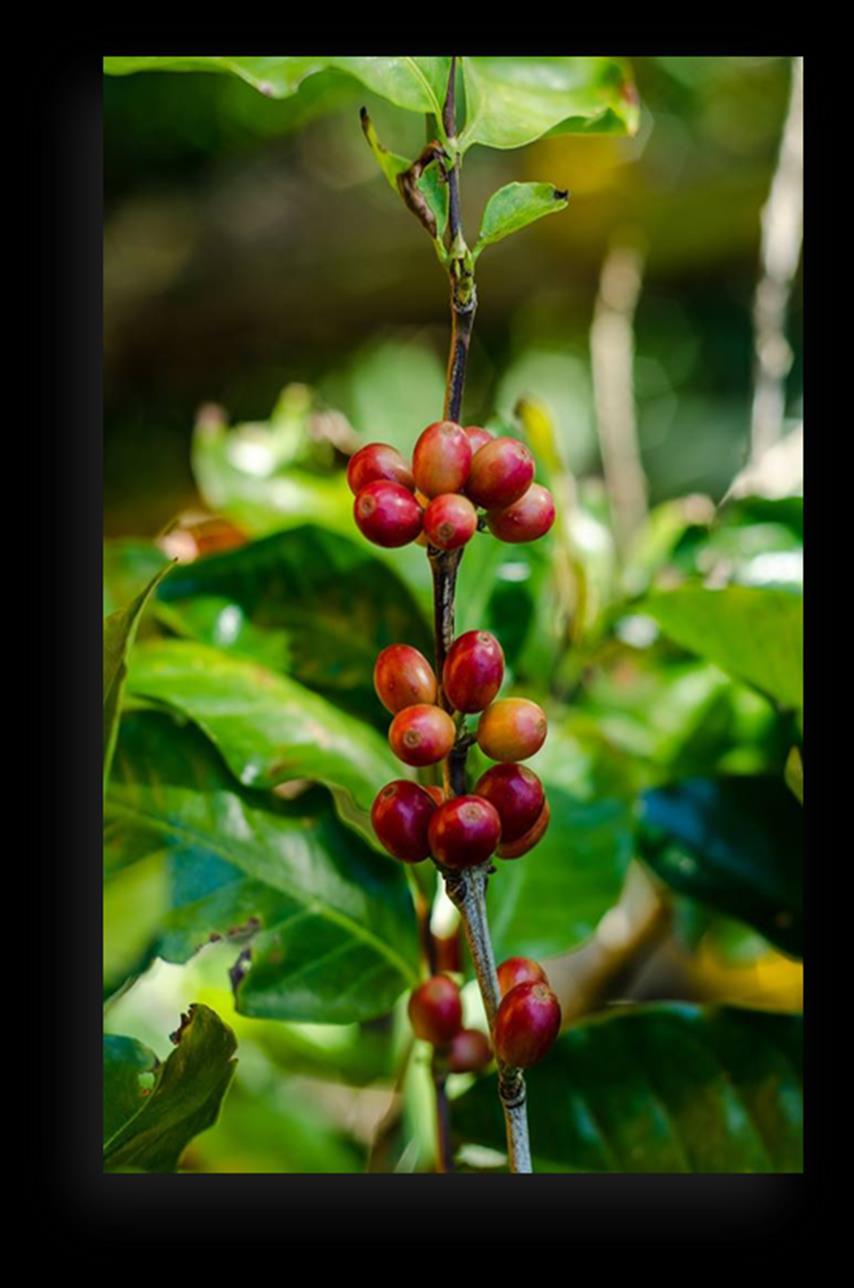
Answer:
[39, 39, 820, 1249]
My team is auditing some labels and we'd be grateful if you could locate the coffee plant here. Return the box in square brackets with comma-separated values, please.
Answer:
[103, 55, 803, 1174]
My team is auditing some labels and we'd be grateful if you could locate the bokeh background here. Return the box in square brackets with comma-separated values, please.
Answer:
[104, 55, 802, 537]
[103, 55, 803, 1174]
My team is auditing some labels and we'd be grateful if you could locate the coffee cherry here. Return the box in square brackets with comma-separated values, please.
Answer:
[497, 957, 548, 997]
[426, 785, 446, 806]
[467, 437, 535, 510]
[389, 704, 456, 767]
[408, 975, 463, 1045]
[428, 795, 502, 869]
[423, 494, 478, 551]
[371, 780, 437, 863]
[373, 644, 437, 714]
[486, 483, 556, 544]
[474, 763, 544, 842]
[347, 442, 414, 495]
[476, 698, 548, 762]
[494, 981, 561, 1068]
[464, 425, 495, 455]
[497, 798, 551, 859]
[354, 481, 423, 548]
[443, 630, 505, 714]
[412, 421, 472, 498]
[447, 1029, 492, 1073]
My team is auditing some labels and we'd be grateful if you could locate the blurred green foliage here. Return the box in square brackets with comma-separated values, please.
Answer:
[103, 55, 802, 1175]
[104, 56, 801, 534]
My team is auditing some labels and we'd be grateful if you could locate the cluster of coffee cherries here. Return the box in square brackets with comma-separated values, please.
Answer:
[408, 957, 561, 1071]
[370, 632, 550, 867]
[352, 417, 559, 1072]
[348, 420, 556, 550]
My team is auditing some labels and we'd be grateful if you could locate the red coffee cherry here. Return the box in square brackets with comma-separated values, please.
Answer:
[497, 957, 548, 997]
[443, 630, 505, 714]
[389, 704, 456, 767]
[494, 981, 561, 1068]
[474, 763, 544, 843]
[447, 1029, 493, 1073]
[354, 481, 423, 548]
[426, 785, 446, 806]
[423, 494, 478, 551]
[371, 780, 437, 863]
[496, 798, 551, 858]
[428, 795, 502, 869]
[477, 698, 548, 762]
[408, 975, 463, 1045]
[347, 442, 415, 495]
[412, 421, 472, 498]
[464, 425, 496, 456]
[374, 644, 437, 714]
[486, 483, 556, 544]
[466, 437, 535, 510]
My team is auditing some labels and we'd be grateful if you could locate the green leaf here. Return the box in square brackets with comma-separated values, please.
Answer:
[154, 526, 432, 726]
[453, 1004, 802, 1172]
[104, 541, 170, 617]
[662, 496, 803, 591]
[104, 56, 450, 120]
[486, 786, 634, 960]
[103, 562, 173, 791]
[416, 165, 450, 242]
[104, 1003, 237, 1172]
[186, 1076, 365, 1173]
[103, 1034, 159, 1145]
[126, 638, 401, 822]
[106, 712, 419, 1022]
[359, 111, 448, 241]
[459, 56, 639, 152]
[638, 776, 802, 957]
[473, 182, 569, 258]
[103, 848, 170, 999]
[576, 651, 787, 781]
[785, 747, 803, 803]
[642, 585, 803, 711]
[192, 412, 354, 539]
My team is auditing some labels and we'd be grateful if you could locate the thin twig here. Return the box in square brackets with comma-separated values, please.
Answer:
[425, 57, 533, 1174]
[442, 865, 532, 1172]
